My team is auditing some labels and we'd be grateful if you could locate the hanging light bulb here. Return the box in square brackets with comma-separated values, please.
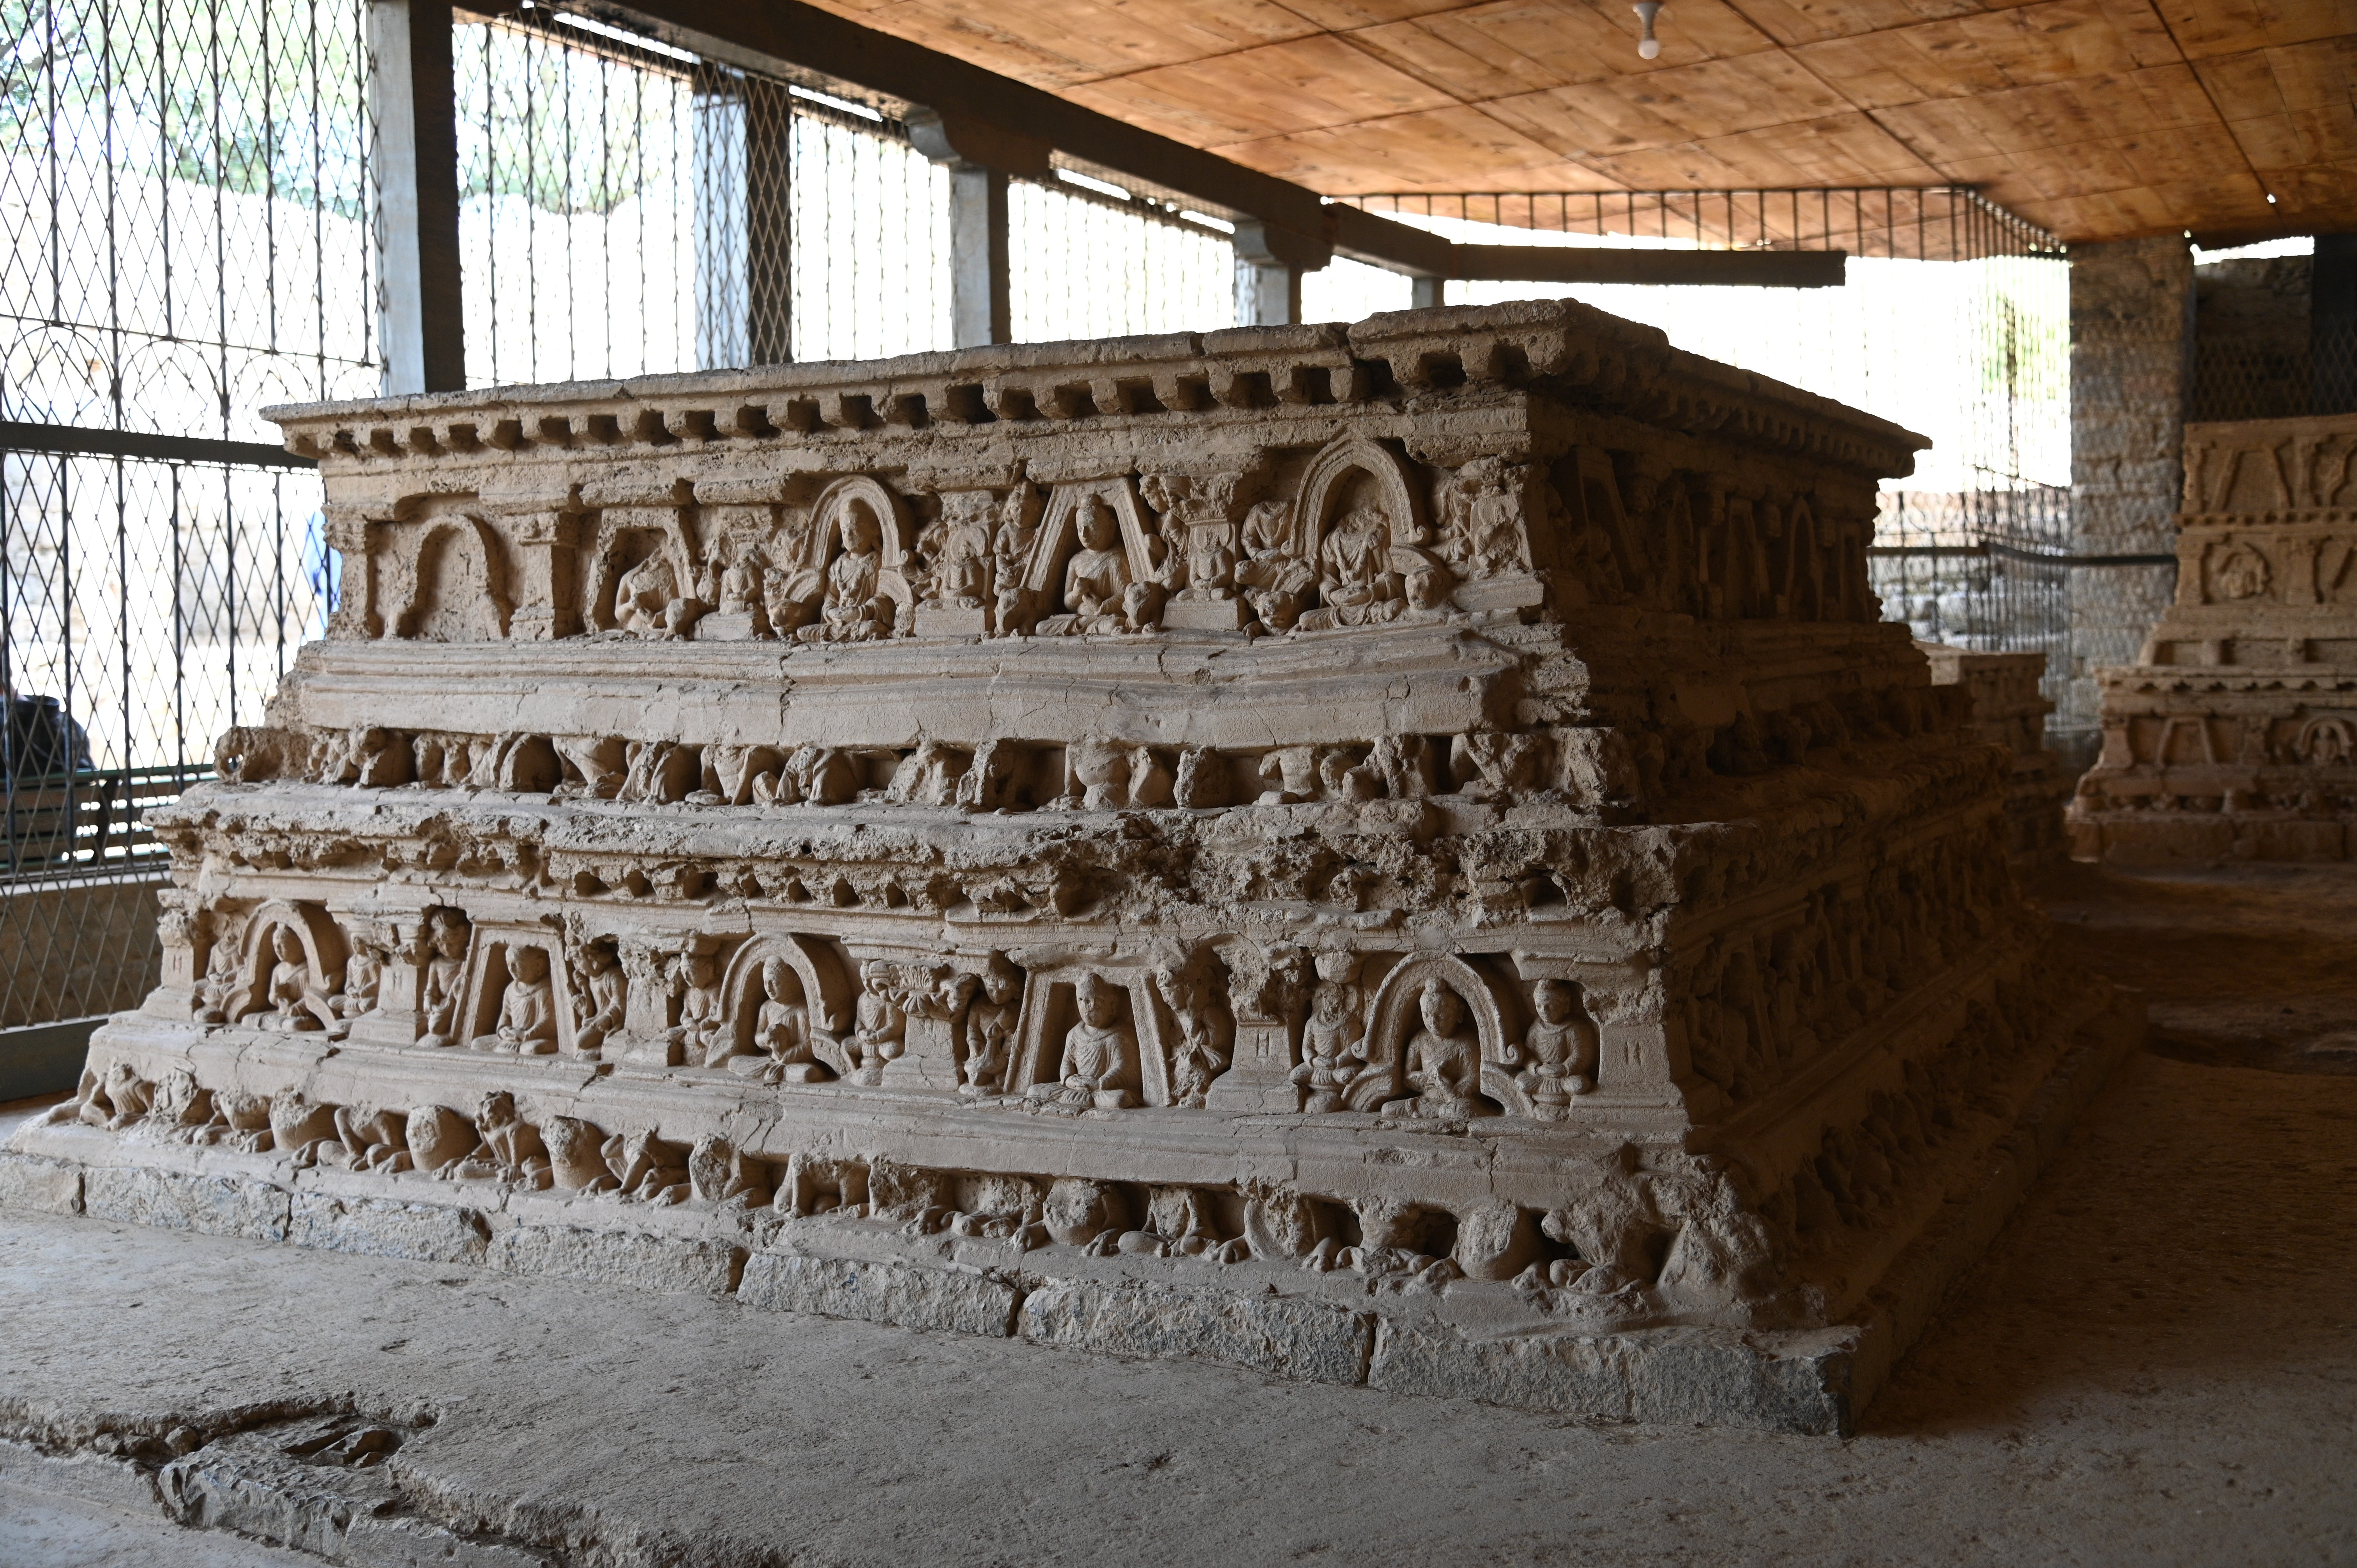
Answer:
[1634, 0, 1663, 58]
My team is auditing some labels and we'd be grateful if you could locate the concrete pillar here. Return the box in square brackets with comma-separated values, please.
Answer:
[1412, 276, 1445, 310]
[906, 110, 1046, 350]
[947, 164, 1012, 348]
[369, 0, 465, 395]
[2060, 235, 2193, 763]
[693, 78, 792, 367]
[1232, 221, 1327, 329]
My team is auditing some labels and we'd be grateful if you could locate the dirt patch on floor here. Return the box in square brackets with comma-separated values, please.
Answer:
[2029, 859, 2357, 1076]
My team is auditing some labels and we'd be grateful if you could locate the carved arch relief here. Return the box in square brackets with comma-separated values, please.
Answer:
[1007, 964, 1175, 1106]
[460, 925, 580, 1056]
[1351, 952, 1516, 1112]
[1027, 475, 1161, 599]
[387, 503, 515, 641]
[585, 504, 698, 632]
[720, 932, 857, 1044]
[1289, 433, 1426, 566]
[226, 899, 350, 1026]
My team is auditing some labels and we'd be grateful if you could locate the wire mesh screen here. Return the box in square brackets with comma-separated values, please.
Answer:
[1349, 189, 2074, 724]
[0, 0, 363, 1025]
[456, 4, 949, 378]
[2188, 251, 2357, 423]
[1009, 175, 1230, 344]
[1, 0, 378, 438]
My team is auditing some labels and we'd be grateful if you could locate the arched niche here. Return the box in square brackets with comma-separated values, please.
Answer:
[1290, 434, 1424, 569]
[1023, 475, 1161, 601]
[583, 503, 696, 632]
[796, 475, 915, 613]
[719, 933, 855, 1049]
[392, 509, 513, 640]
[227, 900, 349, 1025]
[1350, 951, 1516, 1112]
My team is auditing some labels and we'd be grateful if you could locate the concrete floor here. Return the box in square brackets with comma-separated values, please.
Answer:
[3, 862, 2355, 1567]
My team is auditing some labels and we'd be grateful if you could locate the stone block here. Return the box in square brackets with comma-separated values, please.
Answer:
[81, 1165, 289, 1242]
[1366, 1320, 1855, 1436]
[2248, 820, 2346, 861]
[288, 1191, 491, 1265]
[1020, 1278, 1373, 1386]
[738, 1252, 1020, 1337]
[488, 1223, 742, 1295]
[0, 1151, 81, 1215]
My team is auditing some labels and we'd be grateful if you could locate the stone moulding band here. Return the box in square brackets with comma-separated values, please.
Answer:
[19, 300, 2140, 1430]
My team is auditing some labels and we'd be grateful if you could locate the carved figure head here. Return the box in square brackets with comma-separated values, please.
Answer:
[981, 952, 1020, 1006]
[1313, 951, 1359, 985]
[475, 1089, 520, 1133]
[576, 939, 616, 975]
[681, 949, 719, 989]
[1076, 494, 1118, 552]
[839, 503, 881, 558]
[1075, 972, 1122, 1029]
[860, 958, 893, 995]
[426, 909, 469, 961]
[762, 955, 799, 1003]
[509, 946, 549, 984]
[1533, 978, 1576, 1025]
[270, 926, 304, 965]
[1418, 981, 1465, 1038]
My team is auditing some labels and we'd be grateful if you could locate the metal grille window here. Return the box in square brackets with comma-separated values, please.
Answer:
[1351, 190, 2073, 722]
[789, 97, 946, 364]
[1008, 175, 1230, 344]
[455, 5, 949, 378]
[0, 0, 361, 1026]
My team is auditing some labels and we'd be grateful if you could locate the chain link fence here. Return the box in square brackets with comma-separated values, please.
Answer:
[0, 0, 362, 1031]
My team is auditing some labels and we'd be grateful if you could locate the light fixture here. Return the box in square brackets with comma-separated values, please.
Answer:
[1634, 0, 1663, 58]
[2267, 193, 2278, 204]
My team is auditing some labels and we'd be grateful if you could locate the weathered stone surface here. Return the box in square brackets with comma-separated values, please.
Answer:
[288, 1192, 490, 1265]
[1021, 1278, 1373, 1386]
[14, 302, 2142, 1427]
[2073, 410, 2357, 863]
[0, 1152, 81, 1215]
[738, 1252, 1020, 1337]
[81, 1167, 289, 1242]
[1368, 1320, 1856, 1435]
[1921, 644, 2071, 863]
[488, 1224, 741, 1295]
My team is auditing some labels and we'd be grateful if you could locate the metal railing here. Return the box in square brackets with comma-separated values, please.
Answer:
[0, 0, 357, 1028]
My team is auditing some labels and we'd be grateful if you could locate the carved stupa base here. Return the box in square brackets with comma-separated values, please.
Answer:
[2072, 413, 2357, 864]
[7, 973, 2133, 1435]
[4, 304, 2145, 1430]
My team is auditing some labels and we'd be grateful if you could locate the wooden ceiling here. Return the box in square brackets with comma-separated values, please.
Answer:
[784, 0, 2356, 243]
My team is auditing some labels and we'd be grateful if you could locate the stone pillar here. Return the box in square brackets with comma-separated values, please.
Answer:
[368, 0, 463, 395]
[2062, 236, 2193, 765]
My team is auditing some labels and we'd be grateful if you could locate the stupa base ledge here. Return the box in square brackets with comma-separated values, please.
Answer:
[3, 987, 2139, 1439]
